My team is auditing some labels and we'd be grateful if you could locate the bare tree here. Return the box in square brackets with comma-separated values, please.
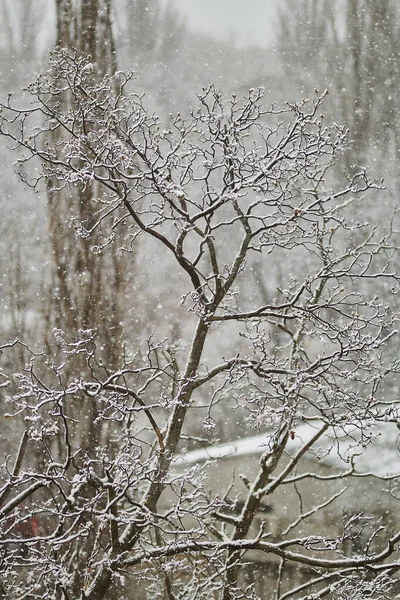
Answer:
[0, 50, 399, 600]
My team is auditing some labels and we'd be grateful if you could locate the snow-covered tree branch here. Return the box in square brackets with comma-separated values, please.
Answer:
[0, 49, 399, 600]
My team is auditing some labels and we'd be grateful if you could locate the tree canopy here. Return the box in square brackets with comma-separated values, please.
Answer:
[0, 49, 399, 600]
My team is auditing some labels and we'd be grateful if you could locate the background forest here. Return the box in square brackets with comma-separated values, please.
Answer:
[1, 2, 400, 599]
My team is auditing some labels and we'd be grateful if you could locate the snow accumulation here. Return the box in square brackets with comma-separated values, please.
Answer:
[175, 421, 400, 477]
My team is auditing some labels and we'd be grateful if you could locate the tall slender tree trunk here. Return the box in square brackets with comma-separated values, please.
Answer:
[47, 0, 125, 451]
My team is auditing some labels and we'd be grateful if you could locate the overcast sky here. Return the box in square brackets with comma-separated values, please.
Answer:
[166, 0, 278, 47]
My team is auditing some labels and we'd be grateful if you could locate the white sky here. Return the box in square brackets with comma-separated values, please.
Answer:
[165, 0, 278, 47]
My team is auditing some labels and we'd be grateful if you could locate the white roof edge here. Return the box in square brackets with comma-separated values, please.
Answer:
[173, 421, 400, 477]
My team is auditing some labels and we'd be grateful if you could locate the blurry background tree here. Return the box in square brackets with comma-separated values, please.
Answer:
[0, 0, 48, 348]
[47, 0, 122, 367]
[41, 0, 127, 454]
[117, 0, 186, 111]
[0, 0, 50, 457]
[276, 0, 400, 172]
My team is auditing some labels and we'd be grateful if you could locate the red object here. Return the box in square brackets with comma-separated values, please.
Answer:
[31, 515, 39, 537]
